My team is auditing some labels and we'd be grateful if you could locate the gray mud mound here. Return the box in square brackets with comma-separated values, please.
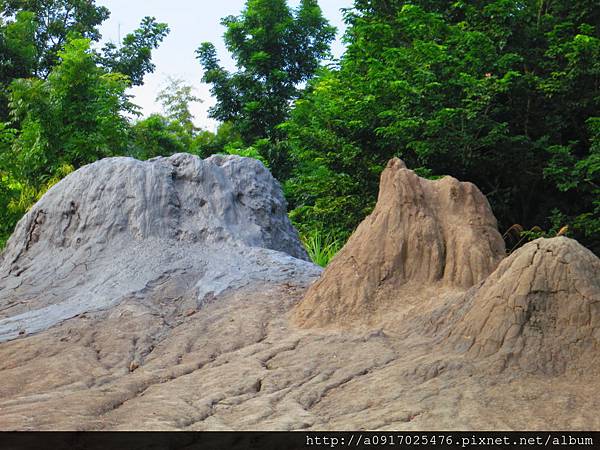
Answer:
[0, 153, 317, 342]
[441, 237, 600, 376]
[293, 158, 506, 328]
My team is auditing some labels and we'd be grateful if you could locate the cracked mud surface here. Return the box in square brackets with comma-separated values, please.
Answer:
[1, 155, 599, 430]
[2, 280, 599, 430]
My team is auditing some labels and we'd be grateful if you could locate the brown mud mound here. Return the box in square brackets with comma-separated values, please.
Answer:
[293, 158, 505, 328]
[294, 157, 600, 377]
[442, 237, 600, 375]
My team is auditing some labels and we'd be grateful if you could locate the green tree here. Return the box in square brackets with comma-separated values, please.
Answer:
[0, 35, 133, 245]
[195, 121, 243, 158]
[285, 0, 600, 255]
[6, 36, 133, 188]
[196, 0, 335, 173]
[0, 0, 110, 78]
[0, 11, 36, 119]
[99, 16, 170, 86]
[156, 77, 201, 133]
[0, 121, 18, 247]
[129, 114, 188, 160]
[0, 2, 168, 126]
[129, 78, 202, 160]
[0, 1, 169, 87]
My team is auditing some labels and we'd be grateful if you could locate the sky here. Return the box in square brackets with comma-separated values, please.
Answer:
[96, 1, 352, 132]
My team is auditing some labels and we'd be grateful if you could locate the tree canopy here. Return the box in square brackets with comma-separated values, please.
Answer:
[99, 16, 169, 86]
[128, 78, 203, 161]
[0, 0, 110, 77]
[0, 0, 168, 121]
[283, 0, 600, 255]
[0, 0, 598, 259]
[7, 36, 132, 186]
[196, 0, 336, 159]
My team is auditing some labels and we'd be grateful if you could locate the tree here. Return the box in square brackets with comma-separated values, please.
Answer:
[0, 0, 110, 78]
[129, 114, 189, 160]
[0, 11, 36, 119]
[6, 36, 133, 188]
[129, 78, 202, 160]
[0, 121, 18, 247]
[0, 1, 168, 126]
[195, 121, 243, 158]
[99, 16, 170, 86]
[0, 35, 133, 245]
[284, 0, 600, 254]
[156, 77, 201, 133]
[196, 0, 335, 171]
[0, 1, 169, 86]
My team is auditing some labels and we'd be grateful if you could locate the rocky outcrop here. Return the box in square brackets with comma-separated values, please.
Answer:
[2, 153, 308, 262]
[0, 154, 318, 343]
[293, 158, 505, 328]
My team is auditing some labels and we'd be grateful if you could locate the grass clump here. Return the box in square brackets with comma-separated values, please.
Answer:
[300, 229, 343, 267]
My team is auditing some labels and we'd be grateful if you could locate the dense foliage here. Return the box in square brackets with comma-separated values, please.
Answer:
[128, 79, 249, 162]
[284, 0, 600, 254]
[1, 0, 598, 260]
[0, 36, 133, 246]
[99, 16, 169, 86]
[1, 0, 110, 78]
[0, 1, 169, 121]
[129, 78, 201, 160]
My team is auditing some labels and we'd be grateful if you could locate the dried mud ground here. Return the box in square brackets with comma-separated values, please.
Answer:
[1, 280, 598, 431]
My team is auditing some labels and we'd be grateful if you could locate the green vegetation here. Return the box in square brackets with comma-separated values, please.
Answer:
[300, 229, 343, 267]
[129, 77, 202, 160]
[1, 0, 598, 263]
[196, 0, 336, 178]
[284, 0, 600, 257]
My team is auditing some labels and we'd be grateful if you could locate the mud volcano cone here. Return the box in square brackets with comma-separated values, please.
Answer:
[293, 158, 506, 328]
[0, 153, 317, 342]
[447, 237, 600, 375]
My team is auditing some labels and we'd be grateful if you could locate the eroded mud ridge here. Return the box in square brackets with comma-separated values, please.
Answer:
[293, 158, 506, 328]
[1, 155, 599, 430]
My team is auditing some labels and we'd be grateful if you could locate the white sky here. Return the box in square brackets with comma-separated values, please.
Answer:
[96, 1, 351, 131]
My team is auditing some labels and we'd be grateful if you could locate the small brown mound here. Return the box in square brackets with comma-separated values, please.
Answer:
[447, 237, 600, 375]
[293, 158, 505, 328]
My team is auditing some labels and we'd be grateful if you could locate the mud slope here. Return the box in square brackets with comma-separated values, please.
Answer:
[441, 237, 600, 376]
[1, 155, 600, 431]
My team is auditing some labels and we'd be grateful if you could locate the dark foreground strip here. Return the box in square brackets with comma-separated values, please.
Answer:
[0, 432, 597, 450]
